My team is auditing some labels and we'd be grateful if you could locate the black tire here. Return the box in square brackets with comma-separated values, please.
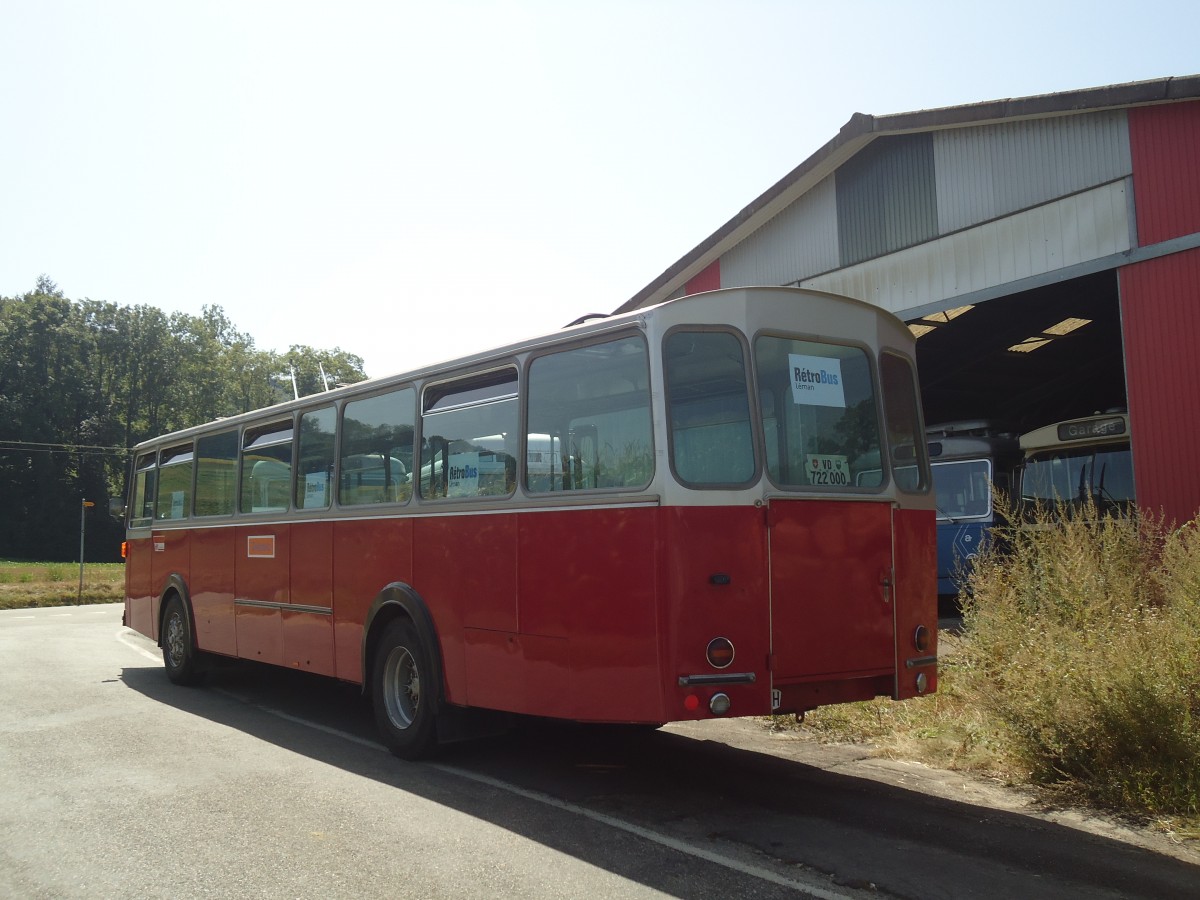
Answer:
[371, 619, 439, 760]
[161, 594, 205, 686]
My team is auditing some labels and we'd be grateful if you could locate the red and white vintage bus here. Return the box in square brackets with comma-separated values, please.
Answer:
[118, 286, 938, 758]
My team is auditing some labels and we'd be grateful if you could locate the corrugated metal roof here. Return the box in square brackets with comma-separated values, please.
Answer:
[615, 74, 1200, 315]
[836, 133, 938, 267]
[719, 175, 838, 287]
[801, 180, 1132, 318]
[934, 110, 1131, 233]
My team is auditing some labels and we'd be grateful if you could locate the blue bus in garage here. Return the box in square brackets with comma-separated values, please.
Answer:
[926, 422, 1022, 612]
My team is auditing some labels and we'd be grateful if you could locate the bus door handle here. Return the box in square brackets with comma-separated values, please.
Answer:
[880, 572, 892, 603]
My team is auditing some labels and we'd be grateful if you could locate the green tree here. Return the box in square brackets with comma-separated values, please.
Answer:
[0, 279, 368, 562]
[279, 345, 368, 401]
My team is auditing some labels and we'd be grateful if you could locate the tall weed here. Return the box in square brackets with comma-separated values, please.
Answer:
[960, 505, 1200, 820]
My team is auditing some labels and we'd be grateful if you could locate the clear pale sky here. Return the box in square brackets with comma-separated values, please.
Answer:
[3, 1, 1197, 378]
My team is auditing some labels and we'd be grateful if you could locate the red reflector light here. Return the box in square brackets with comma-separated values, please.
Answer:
[683, 694, 700, 711]
[706, 637, 735, 669]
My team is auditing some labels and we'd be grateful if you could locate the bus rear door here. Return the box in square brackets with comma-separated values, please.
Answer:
[768, 498, 896, 708]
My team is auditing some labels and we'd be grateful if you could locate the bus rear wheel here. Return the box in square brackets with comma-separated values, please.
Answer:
[372, 619, 438, 760]
[161, 594, 204, 686]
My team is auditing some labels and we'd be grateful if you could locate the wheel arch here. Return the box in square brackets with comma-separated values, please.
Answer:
[361, 582, 445, 707]
[156, 574, 194, 648]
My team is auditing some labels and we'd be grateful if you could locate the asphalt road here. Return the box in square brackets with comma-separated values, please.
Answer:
[2, 604, 1197, 899]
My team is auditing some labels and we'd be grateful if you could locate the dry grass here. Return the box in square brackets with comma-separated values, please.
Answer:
[0, 560, 125, 609]
[781, 505, 1200, 836]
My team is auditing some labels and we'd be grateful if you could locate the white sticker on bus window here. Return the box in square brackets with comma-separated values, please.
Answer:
[806, 454, 850, 486]
[788, 355, 845, 408]
[304, 472, 329, 507]
[448, 452, 481, 496]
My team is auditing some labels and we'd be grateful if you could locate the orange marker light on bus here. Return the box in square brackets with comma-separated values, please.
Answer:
[913, 625, 931, 653]
[121, 541, 127, 559]
[706, 637, 735, 669]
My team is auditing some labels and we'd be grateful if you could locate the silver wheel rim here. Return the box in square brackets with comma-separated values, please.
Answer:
[383, 645, 420, 730]
[165, 612, 186, 668]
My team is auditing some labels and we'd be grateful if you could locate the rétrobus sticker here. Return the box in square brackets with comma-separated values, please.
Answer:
[788, 354, 846, 408]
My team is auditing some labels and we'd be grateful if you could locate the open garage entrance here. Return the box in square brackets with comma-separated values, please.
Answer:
[910, 270, 1126, 434]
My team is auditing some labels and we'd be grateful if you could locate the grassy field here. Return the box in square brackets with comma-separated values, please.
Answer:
[0, 559, 125, 610]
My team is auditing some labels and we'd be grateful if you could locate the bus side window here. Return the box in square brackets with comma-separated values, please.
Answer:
[240, 420, 294, 514]
[340, 387, 415, 506]
[420, 371, 518, 501]
[195, 429, 238, 517]
[880, 352, 929, 493]
[296, 406, 335, 510]
[525, 336, 653, 494]
[130, 452, 157, 529]
[156, 443, 194, 521]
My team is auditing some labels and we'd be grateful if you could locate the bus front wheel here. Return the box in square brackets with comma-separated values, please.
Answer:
[161, 594, 204, 686]
[372, 619, 438, 760]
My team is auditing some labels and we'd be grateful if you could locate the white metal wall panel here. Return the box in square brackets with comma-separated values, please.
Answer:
[934, 110, 1132, 234]
[719, 174, 839, 287]
[802, 179, 1132, 317]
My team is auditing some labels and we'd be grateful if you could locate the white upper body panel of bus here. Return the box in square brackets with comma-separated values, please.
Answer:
[132, 287, 913, 448]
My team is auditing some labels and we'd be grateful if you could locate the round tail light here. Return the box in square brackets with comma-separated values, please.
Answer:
[913, 625, 931, 653]
[706, 637, 735, 669]
[709, 693, 731, 716]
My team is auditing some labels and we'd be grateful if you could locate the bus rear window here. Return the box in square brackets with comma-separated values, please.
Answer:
[665, 330, 755, 487]
[754, 336, 881, 489]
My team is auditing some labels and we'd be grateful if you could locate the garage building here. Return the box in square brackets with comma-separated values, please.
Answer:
[615, 75, 1200, 526]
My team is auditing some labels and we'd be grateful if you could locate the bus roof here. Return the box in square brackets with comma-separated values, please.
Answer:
[928, 434, 1021, 462]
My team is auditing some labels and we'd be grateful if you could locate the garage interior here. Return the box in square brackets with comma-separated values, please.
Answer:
[909, 269, 1126, 434]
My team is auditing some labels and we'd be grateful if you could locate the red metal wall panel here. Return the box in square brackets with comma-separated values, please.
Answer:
[1119, 247, 1200, 525]
[684, 259, 720, 295]
[1129, 100, 1200, 246]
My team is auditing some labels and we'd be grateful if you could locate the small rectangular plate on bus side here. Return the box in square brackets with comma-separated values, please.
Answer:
[246, 535, 276, 559]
